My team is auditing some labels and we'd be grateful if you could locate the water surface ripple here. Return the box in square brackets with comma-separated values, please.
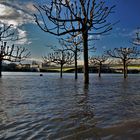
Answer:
[0, 72, 140, 139]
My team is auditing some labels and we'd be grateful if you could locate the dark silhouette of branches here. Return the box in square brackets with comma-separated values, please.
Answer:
[0, 42, 30, 61]
[0, 24, 30, 77]
[0, 42, 30, 77]
[59, 36, 82, 79]
[106, 47, 140, 78]
[43, 50, 74, 78]
[34, 0, 116, 84]
[0, 23, 19, 41]
[89, 55, 108, 77]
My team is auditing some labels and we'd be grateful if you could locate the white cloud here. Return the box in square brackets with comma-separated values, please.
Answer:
[0, 1, 35, 45]
[15, 29, 31, 45]
[25, 2, 37, 13]
[113, 27, 139, 39]
[0, 3, 34, 26]
[102, 46, 107, 50]
[88, 34, 101, 40]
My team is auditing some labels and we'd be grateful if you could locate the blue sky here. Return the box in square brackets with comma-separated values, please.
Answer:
[0, 0, 140, 62]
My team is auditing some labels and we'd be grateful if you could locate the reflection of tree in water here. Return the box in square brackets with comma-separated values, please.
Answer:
[77, 84, 94, 121]
[65, 83, 101, 140]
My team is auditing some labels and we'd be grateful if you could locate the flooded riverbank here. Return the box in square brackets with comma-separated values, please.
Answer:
[0, 72, 140, 139]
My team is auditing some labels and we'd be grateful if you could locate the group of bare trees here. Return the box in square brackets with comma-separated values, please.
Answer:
[43, 45, 74, 78]
[106, 47, 140, 78]
[34, 0, 140, 82]
[34, 0, 116, 84]
[1, 0, 140, 82]
[89, 44, 140, 79]
[0, 24, 30, 77]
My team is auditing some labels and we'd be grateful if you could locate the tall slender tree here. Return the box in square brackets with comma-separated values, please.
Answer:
[34, 0, 115, 84]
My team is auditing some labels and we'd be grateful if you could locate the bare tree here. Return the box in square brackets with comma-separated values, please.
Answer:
[60, 32, 96, 79]
[34, 0, 116, 84]
[0, 24, 30, 77]
[59, 35, 82, 79]
[89, 55, 108, 77]
[0, 42, 30, 77]
[106, 47, 139, 78]
[43, 50, 74, 78]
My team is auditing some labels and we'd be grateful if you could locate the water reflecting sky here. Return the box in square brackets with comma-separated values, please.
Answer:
[0, 72, 140, 139]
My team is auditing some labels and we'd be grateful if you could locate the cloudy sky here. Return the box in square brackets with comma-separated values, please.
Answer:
[0, 0, 140, 62]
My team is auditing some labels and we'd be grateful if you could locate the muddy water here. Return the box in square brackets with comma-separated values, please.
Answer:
[0, 73, 140, 139]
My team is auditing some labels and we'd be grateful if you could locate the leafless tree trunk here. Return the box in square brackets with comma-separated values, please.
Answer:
[83, 31, 89, 83]
[98, 62, 102, 77]
[60, 62, 63, 78]
[74, 47, 78, 79]
[123, 59, 128, 78]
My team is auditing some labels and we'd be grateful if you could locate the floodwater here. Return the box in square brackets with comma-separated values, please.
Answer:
[0, 72, 140, 140]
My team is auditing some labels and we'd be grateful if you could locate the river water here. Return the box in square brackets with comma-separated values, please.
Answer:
[0, 72, 140, 140]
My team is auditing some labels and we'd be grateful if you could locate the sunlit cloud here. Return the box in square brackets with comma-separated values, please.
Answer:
[102, 46, 107, 50]
[15, 29, 31, 45]
[114, 27, 138, 39]
[0, 2, 34, 26]
[25, 2, 37, 13]
[88, 35, 101, 40]
[0, 1, 36, 45]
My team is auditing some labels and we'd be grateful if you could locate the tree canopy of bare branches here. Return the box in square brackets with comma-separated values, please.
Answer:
[89, 55, 108, 77]
[106, 47, 140, 78]
[59, 36, 82, 79]
[43, 50, 74, 78]
[34, 0, 116, 84]
[0, 23, 30, 77]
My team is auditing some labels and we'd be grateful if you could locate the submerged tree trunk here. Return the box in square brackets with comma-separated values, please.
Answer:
[75, 49, 78, 80]
[60, 63, 63, 78]
[123, 59, 127, 78]
[98, 63, 102, 77]
[82, 31, 89, 84]
[0, 60, 2, 77]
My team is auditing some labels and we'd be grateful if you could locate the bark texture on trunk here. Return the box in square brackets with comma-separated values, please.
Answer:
[75, 50, 78, 79]
[98, 63, 102, 77]
[82, 31, 89, 84]
[123, 59, 127, 79]
[60, 63, 63, 78]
